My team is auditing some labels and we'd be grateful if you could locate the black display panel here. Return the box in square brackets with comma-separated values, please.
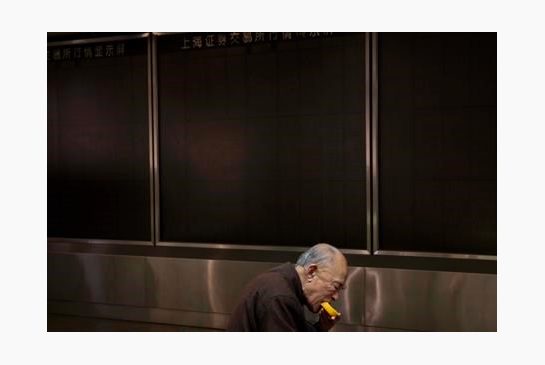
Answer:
[158, 33, 366, 248]
[378, 33, 497, 255]
[48, 37, 151, 240]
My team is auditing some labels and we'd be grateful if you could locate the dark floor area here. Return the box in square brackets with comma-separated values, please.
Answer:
[48, 314, 220, 332]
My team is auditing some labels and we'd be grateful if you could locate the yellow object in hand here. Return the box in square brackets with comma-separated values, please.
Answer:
[321, 302, 341, 318]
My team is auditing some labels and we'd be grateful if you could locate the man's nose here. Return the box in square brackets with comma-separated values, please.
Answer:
[332, 291, 339, 301]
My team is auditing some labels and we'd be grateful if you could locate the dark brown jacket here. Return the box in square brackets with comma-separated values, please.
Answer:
[226, 263, 324, 331]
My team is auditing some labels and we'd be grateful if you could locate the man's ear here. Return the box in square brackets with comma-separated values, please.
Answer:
[307, 264, 318, 277]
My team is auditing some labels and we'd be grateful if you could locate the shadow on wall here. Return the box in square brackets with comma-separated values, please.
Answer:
[48, 253, 158, 331]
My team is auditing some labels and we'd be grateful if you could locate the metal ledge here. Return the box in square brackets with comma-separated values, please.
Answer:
[157, 241, 370, 255]
[153, 32, 184, 37]
[47, 237, 153, 246]
[48, 33, 149, 47]
[374, 250, 496, 261]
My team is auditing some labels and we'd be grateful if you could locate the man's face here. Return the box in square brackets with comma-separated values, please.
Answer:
[304, 256, 348, 313]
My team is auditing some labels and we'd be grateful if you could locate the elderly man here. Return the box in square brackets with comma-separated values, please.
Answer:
[227, 243, 348, 331]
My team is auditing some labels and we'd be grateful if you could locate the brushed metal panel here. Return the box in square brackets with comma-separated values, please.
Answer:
[48, 313, 218, 331]
[50, 253, 497, 331]
[148, 258, 366, 327]
[47, 253, 115, 302]
[110, 255, 149, 306]
[147, 257, 278, 313]
[48, 253, 149, 307]
[48, 253, 87, 301]
[49, 253, 366, 329]
[148, 257, 364, 323]
[365, 268, 496, 331]
[77, 254, 114, 303]
[48, 300, 229, 330]
[340, 267, 365, 325]
[331, 323, 412, 331]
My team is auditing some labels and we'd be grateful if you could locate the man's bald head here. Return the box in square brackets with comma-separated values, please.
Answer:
[296, 243, 347, 271]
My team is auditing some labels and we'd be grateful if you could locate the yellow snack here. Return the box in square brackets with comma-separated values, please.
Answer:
[321, 302, 341, 318]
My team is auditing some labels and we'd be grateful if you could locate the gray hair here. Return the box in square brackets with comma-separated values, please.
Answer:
[296, 243, 340, 268]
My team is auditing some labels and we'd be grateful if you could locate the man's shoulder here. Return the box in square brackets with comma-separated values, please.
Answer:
[255, 265, 292, 286]
[253, 264, 297, 299]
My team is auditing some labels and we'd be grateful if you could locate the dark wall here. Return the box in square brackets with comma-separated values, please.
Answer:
[47, 37, 151, 240]
[378, 33, 496, 255]
[157, 33, 366, 248]
[47, 32, 496, 261]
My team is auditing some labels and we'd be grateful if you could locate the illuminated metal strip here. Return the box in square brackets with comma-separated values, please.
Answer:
[158, 241, 370, 255]
[147, 34, 156, 245]
[365, 32, 372, 253]
[371, 32, 380, 254]
[151, 34, 161, 245]
[47, 33, 149, 47]
[153, 32, 183, 36]
[374, 250, 496, 261]
[47, 237, 153, 246]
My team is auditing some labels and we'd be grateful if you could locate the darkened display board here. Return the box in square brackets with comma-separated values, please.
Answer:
[48, 37, 151, 240]
[157, 33, 366, 248]
[378, 33, 497, 255]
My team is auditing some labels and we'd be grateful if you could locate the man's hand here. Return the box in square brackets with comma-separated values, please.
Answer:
[318, 307, 341, 331]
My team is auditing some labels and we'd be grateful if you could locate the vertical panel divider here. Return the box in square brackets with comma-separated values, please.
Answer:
[147, 34, 155, 245]
[150, 33, 160, 245]
[365, 33, 372, 253]
[371, 32, 379, 254]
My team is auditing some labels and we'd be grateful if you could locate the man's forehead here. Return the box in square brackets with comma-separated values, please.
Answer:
[334, 253, 348, 268]
[326, 255, 348, 280]
[334, 267, 348, 282]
